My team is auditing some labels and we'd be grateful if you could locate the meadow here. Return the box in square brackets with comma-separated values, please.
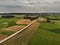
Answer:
[28, 15, 60, 45]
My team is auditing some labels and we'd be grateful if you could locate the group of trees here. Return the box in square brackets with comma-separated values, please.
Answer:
[1, 15, 15, 18]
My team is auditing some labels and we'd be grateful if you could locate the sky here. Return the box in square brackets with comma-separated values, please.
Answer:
[0, 0, 60, 13]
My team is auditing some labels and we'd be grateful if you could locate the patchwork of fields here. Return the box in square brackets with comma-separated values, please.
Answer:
[0, 17, 22, 40]
[0, 20, 39, 45]
[0, 15, 60, 45]
[0, 17, 31, 41]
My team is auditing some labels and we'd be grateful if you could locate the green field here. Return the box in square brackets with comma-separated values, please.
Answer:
[28, 16, 60, 45]
[0, 15, 60, 45]
[0, 17, 22, 36]
[46, 15, 60, 20]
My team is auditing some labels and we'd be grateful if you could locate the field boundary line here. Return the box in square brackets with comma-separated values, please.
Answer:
[0, 20, 37, 44]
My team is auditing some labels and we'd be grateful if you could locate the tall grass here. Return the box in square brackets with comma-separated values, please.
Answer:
[28, 22, 60, 45]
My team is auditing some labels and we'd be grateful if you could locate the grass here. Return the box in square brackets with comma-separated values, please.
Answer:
[0, 30, 14, 36]
[0, 17, 28, 36]
[0, 17, 22, 36]
[1, 15, 60, 45]
[39, 22, 60, 33]
[0, 17, 21, 28]
[46, 15, 60, 20]
[28, 21, 60, 45]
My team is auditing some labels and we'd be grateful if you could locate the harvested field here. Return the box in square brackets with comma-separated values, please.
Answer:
[4, 26, 25, 32]
[16, 19, 31, 24]
[0, 34, 7, 41]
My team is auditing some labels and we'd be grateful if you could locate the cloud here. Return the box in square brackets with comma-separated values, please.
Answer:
[0, 0, 60, 13]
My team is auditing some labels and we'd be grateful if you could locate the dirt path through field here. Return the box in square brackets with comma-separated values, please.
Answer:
[0, 20, 40, 45]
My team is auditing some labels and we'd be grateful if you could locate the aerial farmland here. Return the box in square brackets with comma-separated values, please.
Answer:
[0, 14, 32, 41]
[0, 13, 60, 45]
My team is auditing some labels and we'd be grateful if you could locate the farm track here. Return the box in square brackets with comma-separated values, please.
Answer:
[0, 20, 40, 45]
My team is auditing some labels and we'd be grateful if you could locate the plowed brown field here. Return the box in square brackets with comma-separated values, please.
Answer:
[16, 19, 31, 24]
[0, 34, 7, 41]
[4, 26, 25, 32]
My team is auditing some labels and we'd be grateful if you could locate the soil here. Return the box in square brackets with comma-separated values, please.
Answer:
[0, 34, 7, 41]
[4, 26, 25, 32]
[16, 19, 31, 24]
